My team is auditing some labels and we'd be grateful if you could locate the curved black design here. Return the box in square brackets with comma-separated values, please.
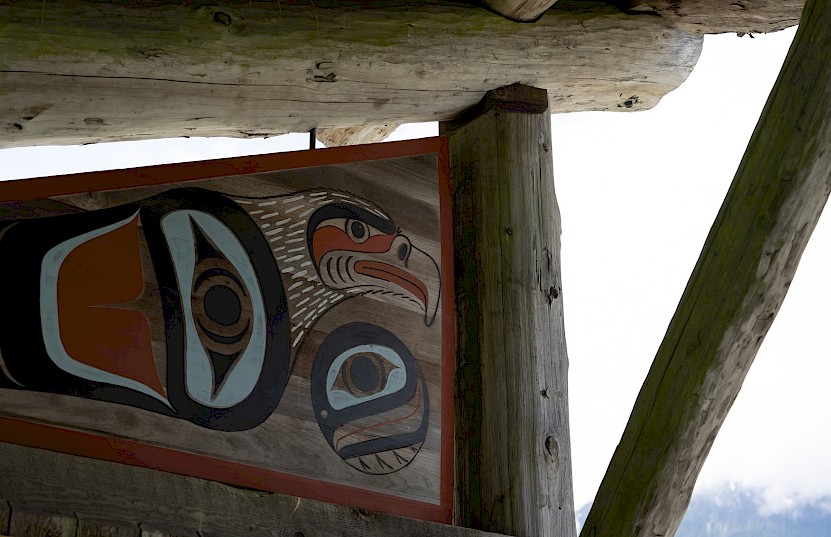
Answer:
[311, 322, 429, 474]
[0, 188, 290, 431]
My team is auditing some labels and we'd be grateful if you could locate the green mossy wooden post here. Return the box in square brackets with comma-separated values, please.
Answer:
[582, 0, 831, 534]
[442, 84, 576, 537]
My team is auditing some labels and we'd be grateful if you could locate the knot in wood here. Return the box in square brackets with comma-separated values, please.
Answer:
[544, 435, 560, 465]
[213, 11, 232, 25]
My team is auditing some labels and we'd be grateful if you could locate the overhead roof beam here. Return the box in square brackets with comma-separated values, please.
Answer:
[0, 0, 700, 149]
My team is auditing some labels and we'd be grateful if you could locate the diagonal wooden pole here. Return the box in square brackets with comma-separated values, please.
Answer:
[581, 0, 831, 535]
[442, 84, 576, 537]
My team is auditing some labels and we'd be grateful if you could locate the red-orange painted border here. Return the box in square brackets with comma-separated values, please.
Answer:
[0, 138, 446, 202]
[0, 138, 455, 525]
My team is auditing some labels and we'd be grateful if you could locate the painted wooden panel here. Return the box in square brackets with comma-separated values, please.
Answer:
[0, 139, 453, 523]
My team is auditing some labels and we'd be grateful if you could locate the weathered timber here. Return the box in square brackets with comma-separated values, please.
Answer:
[481, 0, 559, 21]
[0, 0, 701, 149]
[76, 517, 141, 537]
[9, 510, 77, 537]
[616, 0, 804, 34]
[0, 442, 504, 537]
[581, 0, 831, 534]
[442, 84, 575, 537]
[316, 124, 400, 147]
[0, 501, 9, 536]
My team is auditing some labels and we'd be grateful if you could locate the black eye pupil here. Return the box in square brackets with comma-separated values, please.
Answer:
[203, 285, 242, 326]
[349, 355, 380, 393]
[350, 220, 366, 239]
[398, 243, 409, 261]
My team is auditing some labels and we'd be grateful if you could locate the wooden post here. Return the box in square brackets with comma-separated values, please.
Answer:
[442, 84, 576, 537]
[581, 0, 831, 534]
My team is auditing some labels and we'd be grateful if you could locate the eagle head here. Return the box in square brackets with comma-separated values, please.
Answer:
[237, 189, 441, 350]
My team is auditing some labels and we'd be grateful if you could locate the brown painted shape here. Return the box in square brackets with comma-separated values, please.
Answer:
[57, 215, 165, 398]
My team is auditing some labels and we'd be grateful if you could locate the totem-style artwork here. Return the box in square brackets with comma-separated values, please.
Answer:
[0, 140, 452, 522]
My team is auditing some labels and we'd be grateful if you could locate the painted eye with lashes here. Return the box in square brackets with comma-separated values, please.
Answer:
[311, 322, 429, 475]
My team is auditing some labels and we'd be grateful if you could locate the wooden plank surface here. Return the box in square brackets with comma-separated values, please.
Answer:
[0, 442, 504, 537]
[0, 501, 9, 536]
[9, 511, 77, 537]
[0, 0, 701, 148]
[76, 517, 140, 537]
[317, 124, 400, 147]
[616, 0, 803, 34]
[443, 86, 575, 536]
[0, 141, 453, 522]
[581, 0, 831, 534]
[481, 0, 559, 21]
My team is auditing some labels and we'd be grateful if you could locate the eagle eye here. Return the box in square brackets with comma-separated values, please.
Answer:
[346, 219, 369, 244]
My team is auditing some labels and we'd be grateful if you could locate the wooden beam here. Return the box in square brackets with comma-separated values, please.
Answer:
[581, 0, 831, 534]
[316, 124, 399, 147]
[615, 0, 803, 33]
[0, 442, 504, 537]
[480, 0, 559, 22]
[9, 511, 77, 537]
[442, 84, 575, 537]
[0, 0, 701, 149]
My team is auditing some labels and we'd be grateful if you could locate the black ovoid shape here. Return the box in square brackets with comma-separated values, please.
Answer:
[350, 220, 366, 240]
[397, 243, 409, 261]
[0, 188, 290, 432]
[311, 322, 429, 475]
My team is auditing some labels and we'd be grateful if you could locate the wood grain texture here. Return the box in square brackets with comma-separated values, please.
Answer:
[9, 510, 77, 537]
[0, 442, 503, 537]
[76, 517, 140, 537]
[316, 124, 400, 147]
[481, 0, 559, 21]
[0, 0, 701, 149]
[616, 0, 803, 33]
[0, 501, 9, 536]
[443, 85, 575, 537]
[581, 0, 831, 534]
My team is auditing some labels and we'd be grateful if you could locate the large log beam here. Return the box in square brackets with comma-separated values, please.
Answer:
[0, 0, 701, 149]
[616, 0, 804, 34]
[581, 0, 831, 534]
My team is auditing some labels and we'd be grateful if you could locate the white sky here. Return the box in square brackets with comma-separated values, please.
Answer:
[0, 23, 823, 516]
[553, 26, 831, 513]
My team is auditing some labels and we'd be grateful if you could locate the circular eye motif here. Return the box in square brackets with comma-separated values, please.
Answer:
[340, 352, 393, 394]
[192, 265, 251, 350]
[346, 219, 369, 243]
[203, 284, 241, 326]
[311, 322, 429, 475]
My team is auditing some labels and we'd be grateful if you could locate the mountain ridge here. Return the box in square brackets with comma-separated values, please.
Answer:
[576, 485, 831, 536]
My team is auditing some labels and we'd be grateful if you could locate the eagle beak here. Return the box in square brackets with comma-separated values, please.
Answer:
[352, 235, 441, 327]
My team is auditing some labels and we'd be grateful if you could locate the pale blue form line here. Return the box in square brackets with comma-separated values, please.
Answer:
[326, 344, 406, 410]
[162, 210, 267, 409]
[40, 210, 172, 407]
